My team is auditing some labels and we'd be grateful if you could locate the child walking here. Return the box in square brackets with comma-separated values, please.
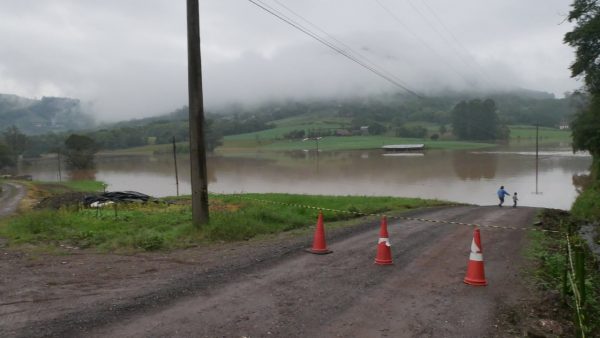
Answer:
[512, 192, 518, 208]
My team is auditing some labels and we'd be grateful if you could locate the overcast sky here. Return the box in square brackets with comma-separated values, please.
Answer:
[0, 0, 581, 121]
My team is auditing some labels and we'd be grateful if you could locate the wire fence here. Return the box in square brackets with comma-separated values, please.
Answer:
[565, 233, 588, 337]
[225, 193, 561, 233]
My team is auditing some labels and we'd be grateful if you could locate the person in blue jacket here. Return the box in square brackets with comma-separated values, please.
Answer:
[497, 185, 510, 207]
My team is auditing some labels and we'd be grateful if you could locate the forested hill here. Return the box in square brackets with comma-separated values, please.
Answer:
[116, 88, 576, 129]
[21, 88, 579, 156]
[0, 93, 94, 134]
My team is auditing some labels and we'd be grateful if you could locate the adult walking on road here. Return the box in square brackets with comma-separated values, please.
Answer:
[497, 185, 510, 207]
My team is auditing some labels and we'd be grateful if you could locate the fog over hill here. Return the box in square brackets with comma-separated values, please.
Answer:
[0, 93, 94, 134]
[1, 86, 574, 137]
[0, 1, 581, 122]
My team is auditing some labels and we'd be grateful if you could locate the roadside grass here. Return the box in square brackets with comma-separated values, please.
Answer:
[526, 210, 600, 336]
[571, 179, 600, 223]
[0, 193, 451, 253]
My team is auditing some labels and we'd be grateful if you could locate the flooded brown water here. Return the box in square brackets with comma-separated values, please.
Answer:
[20, 145, 591, 210]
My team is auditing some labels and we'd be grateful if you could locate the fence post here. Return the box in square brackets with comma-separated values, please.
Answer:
[575, 247, 586, 337]
[563, 242, 569, 303]
[575, 248, 585, 306]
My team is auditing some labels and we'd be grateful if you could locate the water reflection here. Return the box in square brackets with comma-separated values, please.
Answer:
[69, 169, 97, 181]
[452, 151, 497, 180]
[18, 147, 592, 210]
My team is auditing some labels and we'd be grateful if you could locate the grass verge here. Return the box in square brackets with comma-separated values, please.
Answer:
[527, 209, 600, 336]
[0, 193, 450, 253]
[571, 182, 600, 223]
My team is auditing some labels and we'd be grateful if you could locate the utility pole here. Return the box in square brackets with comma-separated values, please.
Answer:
[172, 136, 179, 197]
[187, 0, 209, 226]
[534, 124, 542, 195]
[535, 124, 538, 191]
[57, 150, 62, 182]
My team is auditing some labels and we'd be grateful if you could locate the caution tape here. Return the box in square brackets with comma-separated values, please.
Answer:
[566, 234, 586, 337]
[217, 193, 560, 233]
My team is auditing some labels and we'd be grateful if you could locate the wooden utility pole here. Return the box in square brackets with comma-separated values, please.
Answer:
[57, 150, 62, 182]
[172, 136, 179, 197]
[535, 124, 540, 194]
[187, 0, 209, 226]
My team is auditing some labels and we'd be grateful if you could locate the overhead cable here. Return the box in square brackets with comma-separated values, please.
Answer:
[373, 0, 476, 88]
[404, 0, 493, 87]
[271, 0, 415, 89]
[419, 0, 495, 86]
[247, 0, 424, 98]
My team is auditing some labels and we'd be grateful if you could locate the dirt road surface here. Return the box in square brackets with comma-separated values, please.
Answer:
[0, 182, 26, 219]
[1, 205, 539, 337]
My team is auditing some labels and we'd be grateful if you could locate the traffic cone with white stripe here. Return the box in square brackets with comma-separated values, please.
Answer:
[375, 216, 393, 265]
[464, 228, 487, 286]
[307, 211, 332, 254]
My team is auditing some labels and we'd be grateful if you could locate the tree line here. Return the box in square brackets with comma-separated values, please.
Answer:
[564, 0, 600, 179]
[1, 85, 581, 170]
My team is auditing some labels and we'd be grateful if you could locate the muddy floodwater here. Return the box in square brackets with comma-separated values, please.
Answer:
[20, 144, 592, 210]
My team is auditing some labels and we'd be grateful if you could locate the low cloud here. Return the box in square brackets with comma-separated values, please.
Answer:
[0, 0, 581, 121]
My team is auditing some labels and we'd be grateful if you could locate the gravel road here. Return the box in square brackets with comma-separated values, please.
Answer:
[2, 205, 539, 338]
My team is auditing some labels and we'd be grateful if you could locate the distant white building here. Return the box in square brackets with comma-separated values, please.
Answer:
[559, 120, 569, 130]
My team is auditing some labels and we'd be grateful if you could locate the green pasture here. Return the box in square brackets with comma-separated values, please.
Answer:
[508, 125, 572, 144]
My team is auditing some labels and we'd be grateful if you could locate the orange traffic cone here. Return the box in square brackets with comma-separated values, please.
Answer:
[307, 211, 332, 254]
[464, 228, 487, 286]
[375, 216, 393, 265]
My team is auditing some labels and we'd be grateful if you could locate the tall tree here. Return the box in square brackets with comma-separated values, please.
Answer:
[565, 0, 600, 95]
[565, 0, 600, 165]
[2, 125, 28, 163]
[64, 134, 98, 170]
[0, 142, 14, 169]
[451, 99, 505, 140]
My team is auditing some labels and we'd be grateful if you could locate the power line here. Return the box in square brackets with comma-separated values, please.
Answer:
[421, 0, 474, 60]
[373, 0, 476, 87]
[271, 0, 414, 89]
[248, 0, 504, 141]
[247, 0, 424, 98]
[420, 0, 494, 84]
[404, 0, 492, 87]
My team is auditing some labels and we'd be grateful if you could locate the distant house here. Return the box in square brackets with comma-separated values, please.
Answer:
[335, 129, 351, 136]
[559, 120, 569, 130]
[360, 126, 369, 136]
